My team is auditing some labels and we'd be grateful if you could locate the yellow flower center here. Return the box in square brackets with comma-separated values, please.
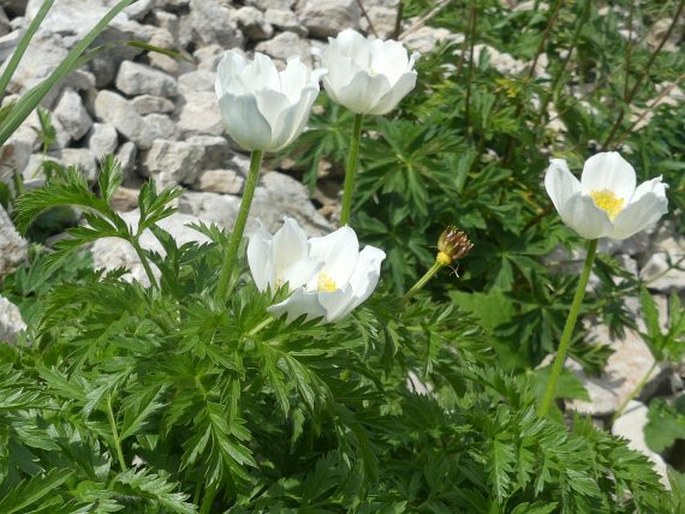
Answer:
[589, 189, 624, 220]
[317, 272, 338, 293]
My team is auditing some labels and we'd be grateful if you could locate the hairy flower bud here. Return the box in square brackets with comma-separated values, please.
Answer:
[437, 226, 474, 265]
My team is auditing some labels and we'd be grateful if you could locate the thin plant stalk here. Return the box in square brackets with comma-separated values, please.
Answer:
[339, 113, 364, 226]
[537, 0, 590, 125]
[215, 150, 264, 302]
[538, 238, 598, 416]
[612, 360, 658, 423]
[405, 260, 446, 300]
[131, 239, 158, 289]
[603, 0, 684, 148]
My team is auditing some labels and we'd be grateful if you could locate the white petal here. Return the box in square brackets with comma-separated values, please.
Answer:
[544, 158, 581, 217]
[370, 40, 411, 84]
[609, 177, 669, 240]
[580, 152, 636, 200]
[334, 245, 385, 319]
[268, 288, 327, 324]
[215, 50, 248, 96]
[318, 287, 354, 322]
[246, 220, 272, 292]
[367, 71, 417, 115]
[559, 193, 614, 239]
[271, 218, 310, 289]
[309, 226, 359, 286]
[269, 86, 320, 150]
[333, 70, 391, 114]
[253, 89, 290, 138]
[218, 94, 272, 151]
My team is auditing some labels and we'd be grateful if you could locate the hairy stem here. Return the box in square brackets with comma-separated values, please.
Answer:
[215, 150, 263, 302]
[538, 238, 598, 416]
[339, 113, 364, 226]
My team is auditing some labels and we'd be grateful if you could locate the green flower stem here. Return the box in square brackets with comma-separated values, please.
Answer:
[538, 238, 598, 416]
[106, 394, 127, 471]
[131, 239, 158, 289]
[215, 149, 263, 302]
[612, 360, 658, 423]
[339, 113, 364, 226]
[405, 259, 446, 301]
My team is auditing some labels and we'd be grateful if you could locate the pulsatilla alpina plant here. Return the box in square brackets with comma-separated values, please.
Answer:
[1, 6, 683, 514]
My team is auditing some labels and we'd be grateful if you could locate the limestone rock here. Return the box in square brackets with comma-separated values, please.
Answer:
[195, 169, 244, 194]
[235, 6, 273, 41]
[53, 88, 92, 141]
[142, 139, 204, 188]
[0, 295, 26, 344]
[131, 94, 175, 115]
[640, 233, 685, 293]
[88, 123, 119, 158]
[246, 0, 294, 9]
[264, 9, 307, 35]
[178, 70, 216, 94]
[177, 91, 224, 137]
[115, 61, 178, 98]
[0, 204, 28, 278]
[24, 0, 129, 41]
[59, 148, 98, 181]
[189, 0, 244, 48]
[255, 31, 312, 65]
[6, 32, 68, 95]
[186, 135, 233, 169]
[297, 0, 361, 38]
[94, 90, 161, 149]
[116, 141, 137, 182]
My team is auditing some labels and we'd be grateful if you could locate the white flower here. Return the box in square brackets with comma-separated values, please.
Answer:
[247, 218, 386, 323]
[321, 28, 418, 115]
[215, 50, 326, 151]
[544, 152, 668, 240]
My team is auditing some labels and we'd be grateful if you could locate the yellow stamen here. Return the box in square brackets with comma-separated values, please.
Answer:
[589, 189, 624, 220]
[317, 272, 338, 293]
[436, 251, 452, 266]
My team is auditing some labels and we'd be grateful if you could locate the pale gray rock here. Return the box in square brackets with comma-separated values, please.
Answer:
[567, 324, 662, 416]
[401, 25, 463, 54]
[153, 10, 180, 36]
[124, 0, 154, 20]
[53, 88, 93, 141]
[116, 141, 137, 182]
[0, 295, 26, 344]
[5, 32, 68, 95]
[142, 139, 204, 188]
[0, 29, 23, 63]
[91, 210, 210, 287]
[0, 138, 32, 183]
[235, 6, 273, 41]
[246, 0, 294, 11]
[177, 91, 224, 137]
[297, 0, 361, 38]
[360, 4, 399, 39]
[88, 123, 119, 158]
[186, 135, 233, 169]
[195, 169, 244, 194]
[189, 0, 244, 48]
[255, 31, 312, 65]
[178, 70, 216, 94]
[131, 95, 175, 115]
[179, 191, 241, 227]
[143, 113, 176, 140]
[193, 44, 224, 71]
[94, 90, 160, 149]
[23, 154, 63, 181]
[179, 171, 332, 236]
[59, 148, 98, 181]
[24, 0, 129, 41]
[0, 204, 28, 278]
[115, 61, 178, 98]
[263, 9, 307, 35]
[640, 233, 685, 293]
[612, 401, 669, 488]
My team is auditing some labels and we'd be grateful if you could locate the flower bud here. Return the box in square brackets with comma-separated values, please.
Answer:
[437, 226, 474, 265]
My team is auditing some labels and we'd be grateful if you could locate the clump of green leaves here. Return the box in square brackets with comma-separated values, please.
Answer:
[0, 157, 675, 512]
